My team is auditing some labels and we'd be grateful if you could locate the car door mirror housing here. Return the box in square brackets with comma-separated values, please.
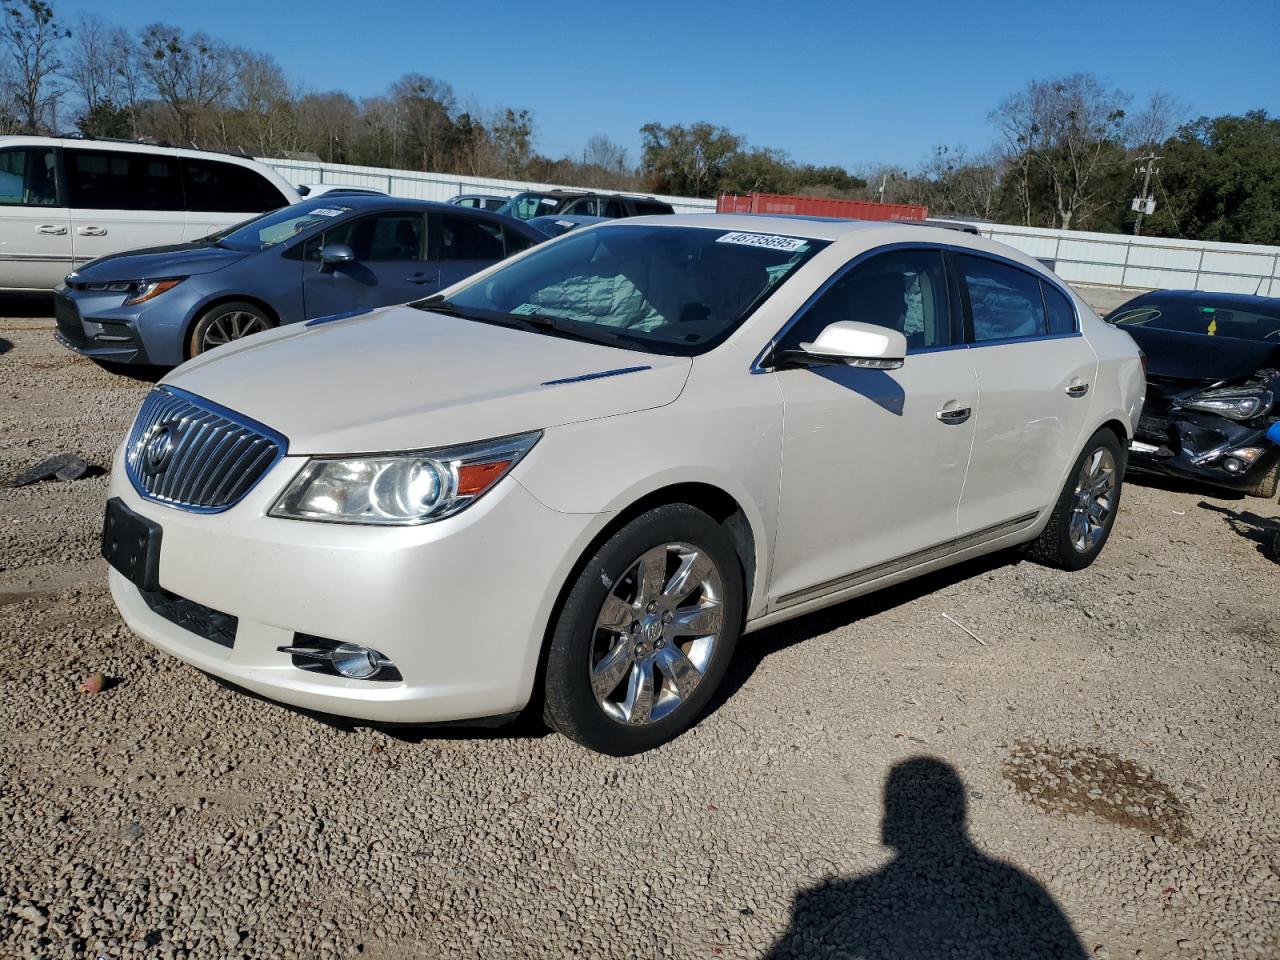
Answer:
[780, 321, 907, 370]
[319, 243, 355, 272]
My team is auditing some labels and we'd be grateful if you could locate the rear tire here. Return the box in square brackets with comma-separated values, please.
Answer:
[542, 504, 744, 755]
[187, 301, 274, 358]
[1027, 429, 1125, 571]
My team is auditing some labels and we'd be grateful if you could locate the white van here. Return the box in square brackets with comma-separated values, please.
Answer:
[0, 136, 301, 290]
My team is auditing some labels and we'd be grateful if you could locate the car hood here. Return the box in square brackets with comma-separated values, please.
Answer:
[163, 305, 692, 454]
[72, 242, 249, 282]
[1122, 325, 1280, 384]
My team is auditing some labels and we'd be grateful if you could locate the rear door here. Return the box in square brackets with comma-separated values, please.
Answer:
[300, 210, 430, 319]
[0, 143, 70, 289]
[65, 147, 186, 267]
[953, 252, 1098, 537]
[181, 157, 292, 241]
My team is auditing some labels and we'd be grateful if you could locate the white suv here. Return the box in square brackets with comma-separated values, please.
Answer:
[102, 216, 1145, 754]
[0, 136, 300, 290]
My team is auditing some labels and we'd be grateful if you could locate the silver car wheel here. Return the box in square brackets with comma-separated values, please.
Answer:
[200, 310, 270, 351]
[1069, 446, 1117, 553]
[590, 541, 725, 726]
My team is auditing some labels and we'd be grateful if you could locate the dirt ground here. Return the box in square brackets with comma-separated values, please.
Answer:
[1, 297, 1278, 960]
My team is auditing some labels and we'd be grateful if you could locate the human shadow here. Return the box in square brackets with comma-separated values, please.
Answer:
[766, 757, 1088, 960]
[1199, 500, 1280, 560]
[0, 292, 53, 318]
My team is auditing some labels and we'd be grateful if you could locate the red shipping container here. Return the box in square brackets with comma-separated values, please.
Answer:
[716, 192, 927, 222]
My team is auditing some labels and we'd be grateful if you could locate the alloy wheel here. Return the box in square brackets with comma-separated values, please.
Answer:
[1069, 447, 1117, 553]
[200, 310, 270, 351]
[589, 542, 725, 726]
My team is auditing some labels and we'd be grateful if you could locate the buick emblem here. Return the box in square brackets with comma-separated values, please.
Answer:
[144, 424, 176, 474]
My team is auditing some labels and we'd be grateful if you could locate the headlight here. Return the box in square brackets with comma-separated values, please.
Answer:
[124, 278, 186, 305]
[269, 431, 541, 525]
[1181, 388, 1273, 422]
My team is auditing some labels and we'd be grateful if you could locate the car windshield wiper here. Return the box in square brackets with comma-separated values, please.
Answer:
[413, 297, 650, 350]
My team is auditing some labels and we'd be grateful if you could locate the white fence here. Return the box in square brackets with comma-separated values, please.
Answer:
[979, 223, 1280, 297]
[257, 157, 716, 215]
[258, 157, 1279, 297]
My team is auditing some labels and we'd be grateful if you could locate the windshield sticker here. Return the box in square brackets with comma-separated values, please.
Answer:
[716, 232, 809, 252]
[307, 207, 348, 218]
[509, 303, 542, 316]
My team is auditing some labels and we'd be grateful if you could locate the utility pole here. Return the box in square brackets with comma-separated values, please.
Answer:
[1131, 153, 1161, 236]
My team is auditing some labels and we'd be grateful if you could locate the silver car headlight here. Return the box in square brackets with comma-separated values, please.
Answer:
[1181, 388, 1272, 422]
[269, 431, 541, 525]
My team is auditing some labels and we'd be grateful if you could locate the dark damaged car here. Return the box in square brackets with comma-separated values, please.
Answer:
[1108, 290, 1280, 500]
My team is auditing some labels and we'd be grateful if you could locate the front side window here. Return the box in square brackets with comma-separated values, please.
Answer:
[958, 254, 1046, 342]
[494, 192, 559, 220]
[0, 147, 58, 206]
[66, 149, 182, 211]
[563, 197, 599, 216]
[435, 224, 829, 356]
[782, 249, 953, 352]
[183, 158, 288, 213]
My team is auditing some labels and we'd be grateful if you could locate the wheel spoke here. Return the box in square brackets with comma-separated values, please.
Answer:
[662, 550, 713, 604]
[655, 644, 702, 701]
[623, 662, 655, 725]
[635, 546, 667, 606]
[597, 594, 635, 633]
[591, 639, 632, 699]
[1069, 510, 1088, 547]
[668, 601, 723, 637]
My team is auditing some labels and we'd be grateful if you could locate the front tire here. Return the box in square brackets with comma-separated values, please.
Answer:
[1027, 428, 1125, 571]
[187, 301, 274, 358]
[543, 504, 744, 755]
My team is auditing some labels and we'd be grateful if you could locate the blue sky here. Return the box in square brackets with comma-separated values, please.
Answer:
[77, 0, 1278, 170]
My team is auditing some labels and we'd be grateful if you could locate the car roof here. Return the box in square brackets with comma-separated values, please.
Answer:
[1128, 289, 1279, 309]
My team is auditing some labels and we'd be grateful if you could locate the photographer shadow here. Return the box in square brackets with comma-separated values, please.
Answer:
[766, 757, 1087, 960]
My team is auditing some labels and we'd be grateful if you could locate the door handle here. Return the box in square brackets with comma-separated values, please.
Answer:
[36, 224, 67, 235]
[77, 225, 107, 237]
[936, 407, 972, 424]
[1065, 381, 1090, 398]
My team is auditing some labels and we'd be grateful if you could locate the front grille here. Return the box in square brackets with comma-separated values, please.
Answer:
[125, 387, 286, 512]
[54, 294, 86, 347]
[139, 587, 237, 648]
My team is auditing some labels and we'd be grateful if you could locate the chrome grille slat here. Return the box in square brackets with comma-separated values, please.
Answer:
[124, 387, 285, 512]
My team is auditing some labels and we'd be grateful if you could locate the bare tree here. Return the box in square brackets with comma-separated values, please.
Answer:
[67, 14, 116, 111]
[1126, 91, 1187, 151]
[992, 73, 1129, 230]
[138, 23, 236, 145]
[0, 0, 69, 133]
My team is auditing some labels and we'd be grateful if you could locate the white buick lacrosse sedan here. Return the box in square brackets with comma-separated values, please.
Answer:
[103, 215, 1145, 754]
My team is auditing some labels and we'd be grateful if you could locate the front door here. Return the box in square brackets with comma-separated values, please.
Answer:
[768, 248, 978, 608]
[952, 253, 1099, 536]
[301, 211, 432, 319]
[0, 144, 71, 289]
[64, 148, 186, 268]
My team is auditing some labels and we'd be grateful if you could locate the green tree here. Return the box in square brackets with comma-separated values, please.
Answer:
[639, 121, 741, 197]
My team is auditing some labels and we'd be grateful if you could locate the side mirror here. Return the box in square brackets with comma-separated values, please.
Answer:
[318, 243, 355, 273]
[781, 321, 907, 370]
[296, 184, 311, 197]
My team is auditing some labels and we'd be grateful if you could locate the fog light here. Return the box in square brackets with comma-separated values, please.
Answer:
[331, 643, 388, 679]
[1223, 457, 1245, 474]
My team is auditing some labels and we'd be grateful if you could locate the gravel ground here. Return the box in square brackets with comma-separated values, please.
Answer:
[2, 296, 1278, 960]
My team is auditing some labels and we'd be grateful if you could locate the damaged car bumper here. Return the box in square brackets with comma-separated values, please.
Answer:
[1128, 408, 1280, 490]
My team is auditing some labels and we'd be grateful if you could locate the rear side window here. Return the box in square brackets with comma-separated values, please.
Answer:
[0, 147, 58, 206]
[66, 149, 182, 211]
[182, 158, 288, 213]
[958, 255, 1046, 342]
[435, 214, 505, 261]
[635, 201, 674, 215]
[602, 199, 624, 217]
[1042, 282, 1077, 335]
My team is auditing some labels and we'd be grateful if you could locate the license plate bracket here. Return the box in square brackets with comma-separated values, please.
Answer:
[102, 497, 162, 591]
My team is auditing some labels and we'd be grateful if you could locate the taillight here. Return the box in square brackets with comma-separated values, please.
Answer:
[1138, 348, 1148, 378]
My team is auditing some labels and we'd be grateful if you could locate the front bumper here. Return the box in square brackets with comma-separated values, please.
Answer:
[54, 290, 155, 365]
[1128, 409, 1279, 492]
[106, 443, 600, 724]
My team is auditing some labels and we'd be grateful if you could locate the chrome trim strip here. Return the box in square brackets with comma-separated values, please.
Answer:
[0, 253, 76, 262]
[542, 365, 651, 386]
[775, 510, 1042, 608]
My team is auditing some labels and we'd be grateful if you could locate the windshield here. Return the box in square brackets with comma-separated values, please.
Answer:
[1110, 297, 1280, 343]
[427, 224, 829, 356]
[495, 192, 562, 220]
[211, 202, 354, 251]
